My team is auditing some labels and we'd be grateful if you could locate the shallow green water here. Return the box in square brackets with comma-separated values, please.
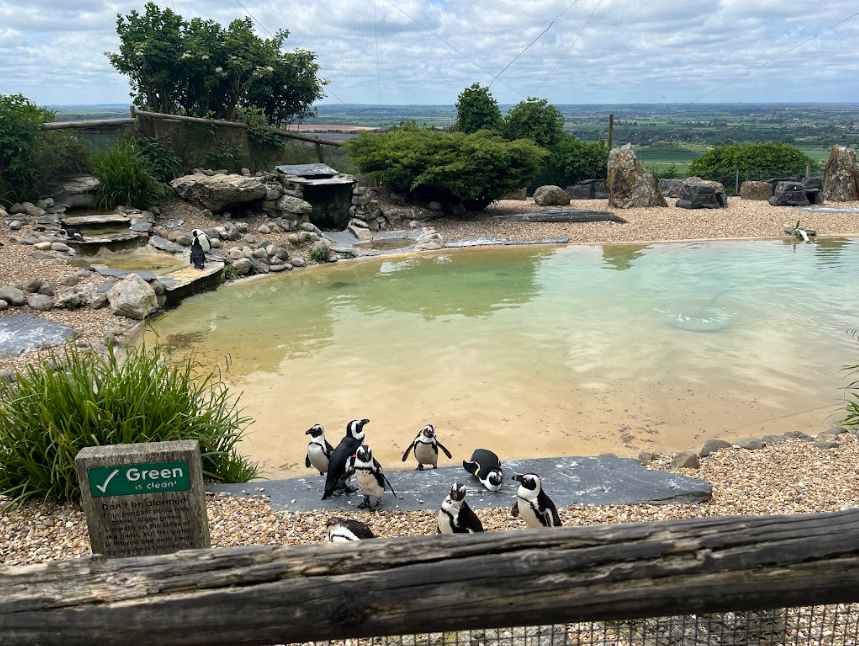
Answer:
[88, 248, 187, 275]
[146, 239, 859, 476]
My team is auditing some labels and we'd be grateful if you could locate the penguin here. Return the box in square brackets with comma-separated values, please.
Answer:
[191, 228, 211, 253]
[190, 236, 206, 269]
[511, 472, 562, 528]
[339, 444, 397, 511]
[462, 448, 503, 492]
[59, 227, 85, 242]
[401, 423, 452, 470]
[326, 516, 376, 542]
[322, 418, 369, 500]
[437, 482, 484, 534]
[305, 423, 334, 475]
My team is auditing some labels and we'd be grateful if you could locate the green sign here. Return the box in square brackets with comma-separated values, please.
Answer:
[87, 461, 191, 498]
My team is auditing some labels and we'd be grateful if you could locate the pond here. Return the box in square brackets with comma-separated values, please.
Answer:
[145, 238, 859, 477]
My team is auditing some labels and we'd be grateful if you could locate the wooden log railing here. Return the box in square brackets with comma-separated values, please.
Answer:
[2, 509, 859, 646]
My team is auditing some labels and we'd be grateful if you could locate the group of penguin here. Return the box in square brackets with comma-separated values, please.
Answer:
[306, 419, 563, 542]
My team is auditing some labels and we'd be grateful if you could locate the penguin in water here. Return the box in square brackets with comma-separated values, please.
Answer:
[322, 419, 369, 500]
[401, 423, 452, 470]
[326, 516, 376, 542]
[190, 236, 206, 269]
[59, 227, 85, 242]
[511, 473, 562, 528]
[438, 482, 484, 534]
[191, 228, 211, 252]
[305, 423, 334, 475]
[339, 444, 397, 511]
[462, 448, 503, 492]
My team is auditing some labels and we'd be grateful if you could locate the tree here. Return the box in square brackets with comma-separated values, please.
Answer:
[533, 135, 608, 189]
[688, 143, 815, 187]
[504, 97, 565, 149]
[106, 3, 327, 124]
[0, 94, 54, 203]
[455, 83, 503, 134]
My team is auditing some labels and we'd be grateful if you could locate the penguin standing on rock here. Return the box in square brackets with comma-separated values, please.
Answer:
[438, 482, 484, 534]
[191, 229, 211, 252]
[339, 444, 397, 511]
[511, 473, 561, 528]
[322, 419, 369, 500]
[463, 448, 503, 492]
[326, 516, 376, 542]
[190, 236, 206, 269]
[402, 424, 452, 470]
[305, 424, 334, 475]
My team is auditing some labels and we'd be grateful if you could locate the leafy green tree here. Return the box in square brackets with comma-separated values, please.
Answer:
[455, 83, 503, 134]
[0, 94, 55, 203]
[504, 97, 565, 149]
[688, 143, 815, 188]
[106, 3, 327, 124]
[534, 135, 608, 189]
[346, 123, 547, 211]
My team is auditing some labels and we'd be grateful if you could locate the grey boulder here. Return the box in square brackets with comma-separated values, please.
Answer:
[533, 185, 571, 206]
[106, 274, 158, 320]
[169, 173, 267, 213]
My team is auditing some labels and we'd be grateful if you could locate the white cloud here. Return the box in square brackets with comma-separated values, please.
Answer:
[0, 0, 857, 105]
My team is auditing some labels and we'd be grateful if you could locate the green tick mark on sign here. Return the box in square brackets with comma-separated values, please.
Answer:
[87, 461, 191, 498]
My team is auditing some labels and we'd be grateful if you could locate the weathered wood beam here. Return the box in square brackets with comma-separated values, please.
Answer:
[132, 108, 249, 129]
[269, 127, 344, 147]
[2, 510, 859, 646]
[41, 118, 137, 130]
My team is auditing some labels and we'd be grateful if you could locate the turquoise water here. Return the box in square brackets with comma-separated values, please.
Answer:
[146, 238, 858, 476]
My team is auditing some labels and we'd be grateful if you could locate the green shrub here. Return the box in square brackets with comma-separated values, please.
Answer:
[206, 140, 243, 172]
[504, 97, 565, 150]
[0, 94, 54, 203]
[31, 130, 92, 193]
[91, 139, 169, 208]
[455, 83, 503, 134]
[346, 123, 547, 211]
[309, 244, 330, 262]
[138, 136, 184, 183]
[688, 143, 815, 190]
[0, 343, 257, 506]
[533, 135, 608, 190]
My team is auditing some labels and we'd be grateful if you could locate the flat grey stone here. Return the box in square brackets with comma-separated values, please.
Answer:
[91, 264, 157, 282]
[735, 438, 765, 450]
[491, 209, 626, 224]
[149, 236, 184, 253]
[783, 430, 813, 441]
[699, 438, 732, 457]
[276, 163, 340, 178]
[820, 426, 849, 436]
[163, 219, 184, 229]
[210, 455, 712, 513]
[132, 221, 153, 233]
[795, 207, 859, 213]
[813, 441, 839, 450]
[0, 314, 75, 360]
[61, 214, 130, 227]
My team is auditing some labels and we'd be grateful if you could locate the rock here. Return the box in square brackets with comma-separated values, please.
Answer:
[50, 242, 70, 252]
[258, 224, 271, 234]
[740, 181, 773, 200]
[61, 276, 80, 287]
[823, 145, 859, 202]
[150, 280, 165, 296]
[9, 220, 22, 231]
[33, 241, 52, 251]
[38, 283, 55, 296]
[290, 257, 306, 268]
[783, 430, 813, 441]
[8, 203, 24, 214]
[276, 194, 313, 215]
[241, 167, 251, 176]
[210, 238, 221, 249]
[607, 144, 668, 208]
[813, 440, 839, 450]
[51, 175, 100, 208]
[636, 450, 655, 465]
[657, 178, 684, 198]
[26, 294, 54, 311]
[699, 438, 732, 457]
[820, 426, 849, 436]
[769, 181, 809, 207]
[734, 437, 765, 450]
[502, 187, 528, 200]
[300, 222, 318, 232]
[0, 314, 75, 360]
[298, 231, 311, 243]
[676, 182, 727, 209]
[231, 258, 253, 275]
[428, 201, 443, 212]
[533, 185, 572, 207]
[148, 236, 185, 253]
[804, 188, 825, 205]
[0, 301, 7, 312]
[36, 198, 54, 209]
[23, 203, 45, 217]
[30, 251, 53, 260]
[274, 249, 290, 261]
[0, 286, 26, 306]
[234, 222, 249, 233]
[287, 233, 300, 245]
[252, 248, 268, 259]
[227, 249, 245, 261]
[265, 188, 281, 201]
[106, 274, 158, 320]
[269, 263, 286, 272]
[175, 234, 193, 246]
[671, 451, 700, 469]
[0, 368, 14, 381]
[169, 174, 267, 212]
[73, 269, 91, 278]
[131, 221, 153, 233]
[24, 279, 42, 293]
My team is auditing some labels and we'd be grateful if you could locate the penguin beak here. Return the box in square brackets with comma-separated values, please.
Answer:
[512, 474, 523, 482]
[305, 428, 315, 435]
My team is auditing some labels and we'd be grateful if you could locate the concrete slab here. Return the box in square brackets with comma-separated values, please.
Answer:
[158, 262, 225, 303]
[0, 314, 75, 360]
[210, 455, 711, 513]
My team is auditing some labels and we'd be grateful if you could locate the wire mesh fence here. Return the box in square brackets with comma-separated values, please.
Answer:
[300, 606, 859, 646]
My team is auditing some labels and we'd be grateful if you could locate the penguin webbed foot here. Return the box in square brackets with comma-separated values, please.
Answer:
[416, 464, 424, 471]
[357, 497, 370, 509]
[372, 498, 383, 512]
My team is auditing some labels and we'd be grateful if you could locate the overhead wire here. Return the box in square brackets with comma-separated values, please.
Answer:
[372, 0, 383, 115]
[691, 8, 859, 103]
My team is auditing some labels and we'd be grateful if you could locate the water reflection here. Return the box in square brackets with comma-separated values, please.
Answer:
[815, 237, 853, 267]
[601, 244, 651, 271]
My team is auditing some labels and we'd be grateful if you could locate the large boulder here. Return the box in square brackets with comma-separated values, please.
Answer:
[566, 179, 608, 200]
[657, 178, 684, 198]
[740, 181, 773, 200]
[169, 174, 267, 213]
[823, 145, 859, 202]
[533, 185, 571, 206]
[607, 144, 667, 208]
[276, 194, 313, 216]
[769, 181, 809, 207]
[676, 182, 727, 209]
[106, 274, 158, 320]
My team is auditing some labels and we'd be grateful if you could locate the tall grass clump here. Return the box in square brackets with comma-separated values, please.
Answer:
[843, 330, 859, 431]
[91, 139, 170, 209]
[0, 343, 257, 506]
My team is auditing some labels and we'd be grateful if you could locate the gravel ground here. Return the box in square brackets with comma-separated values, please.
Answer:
[2, 436, 857, 567]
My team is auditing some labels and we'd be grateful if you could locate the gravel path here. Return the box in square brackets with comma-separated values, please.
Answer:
[2, 436, 857, 567]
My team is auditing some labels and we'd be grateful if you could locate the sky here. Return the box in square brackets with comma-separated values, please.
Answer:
[1, 0, 858, 106]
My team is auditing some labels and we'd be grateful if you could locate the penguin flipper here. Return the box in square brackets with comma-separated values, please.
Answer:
[437, 441, 453, 459]
[462, 460, 478, 476]
[382, 473, 397, 499]
[511, 501, 519, 517]
[401, 443, 413, 462]
[336, 468, 355, 488]
[305, 454, 311, 468]
[550, 503, 562, 527]
[324, 440, 334, 456]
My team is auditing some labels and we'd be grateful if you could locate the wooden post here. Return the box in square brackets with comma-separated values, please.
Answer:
[806, 164, 811, 178]
[608, 113, 614, 150]
[2, 509, 859, 646]
[129, 105, 136, 118]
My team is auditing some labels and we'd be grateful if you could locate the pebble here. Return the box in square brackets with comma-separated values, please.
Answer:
[50, 242, 69, 252]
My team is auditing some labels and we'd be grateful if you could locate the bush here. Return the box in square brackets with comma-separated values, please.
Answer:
[504, 97, 565, 150]
[455, 83, 503, 134]
[138, 136, 184, 183]
[0, 94, 54, 203]
[32, 130, 92, 193]
[688, 143, 815, 189]
[309, 244, 330, 262]
[533, 135, 608, 190]
[205, 140, 243, 172]
[0, 343, 257, 506]
[91, 139, 169, 208]
[345, 123, 547, 211]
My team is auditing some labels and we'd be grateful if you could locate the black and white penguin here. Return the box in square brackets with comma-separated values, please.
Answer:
[437, 482, 484, 534]
[462, 448, 503, 492]
[326, 516, 376, 542]
[59, 227, 85, 242]
[322, 418, 369, 500]
[339, 444, 397, 511]
[190, 237, 206, 269]
[191, 228, 211, 253]
[401, 423, 452, 470]
[305, 423, 334, 475]
[511, 472, 561, 528]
